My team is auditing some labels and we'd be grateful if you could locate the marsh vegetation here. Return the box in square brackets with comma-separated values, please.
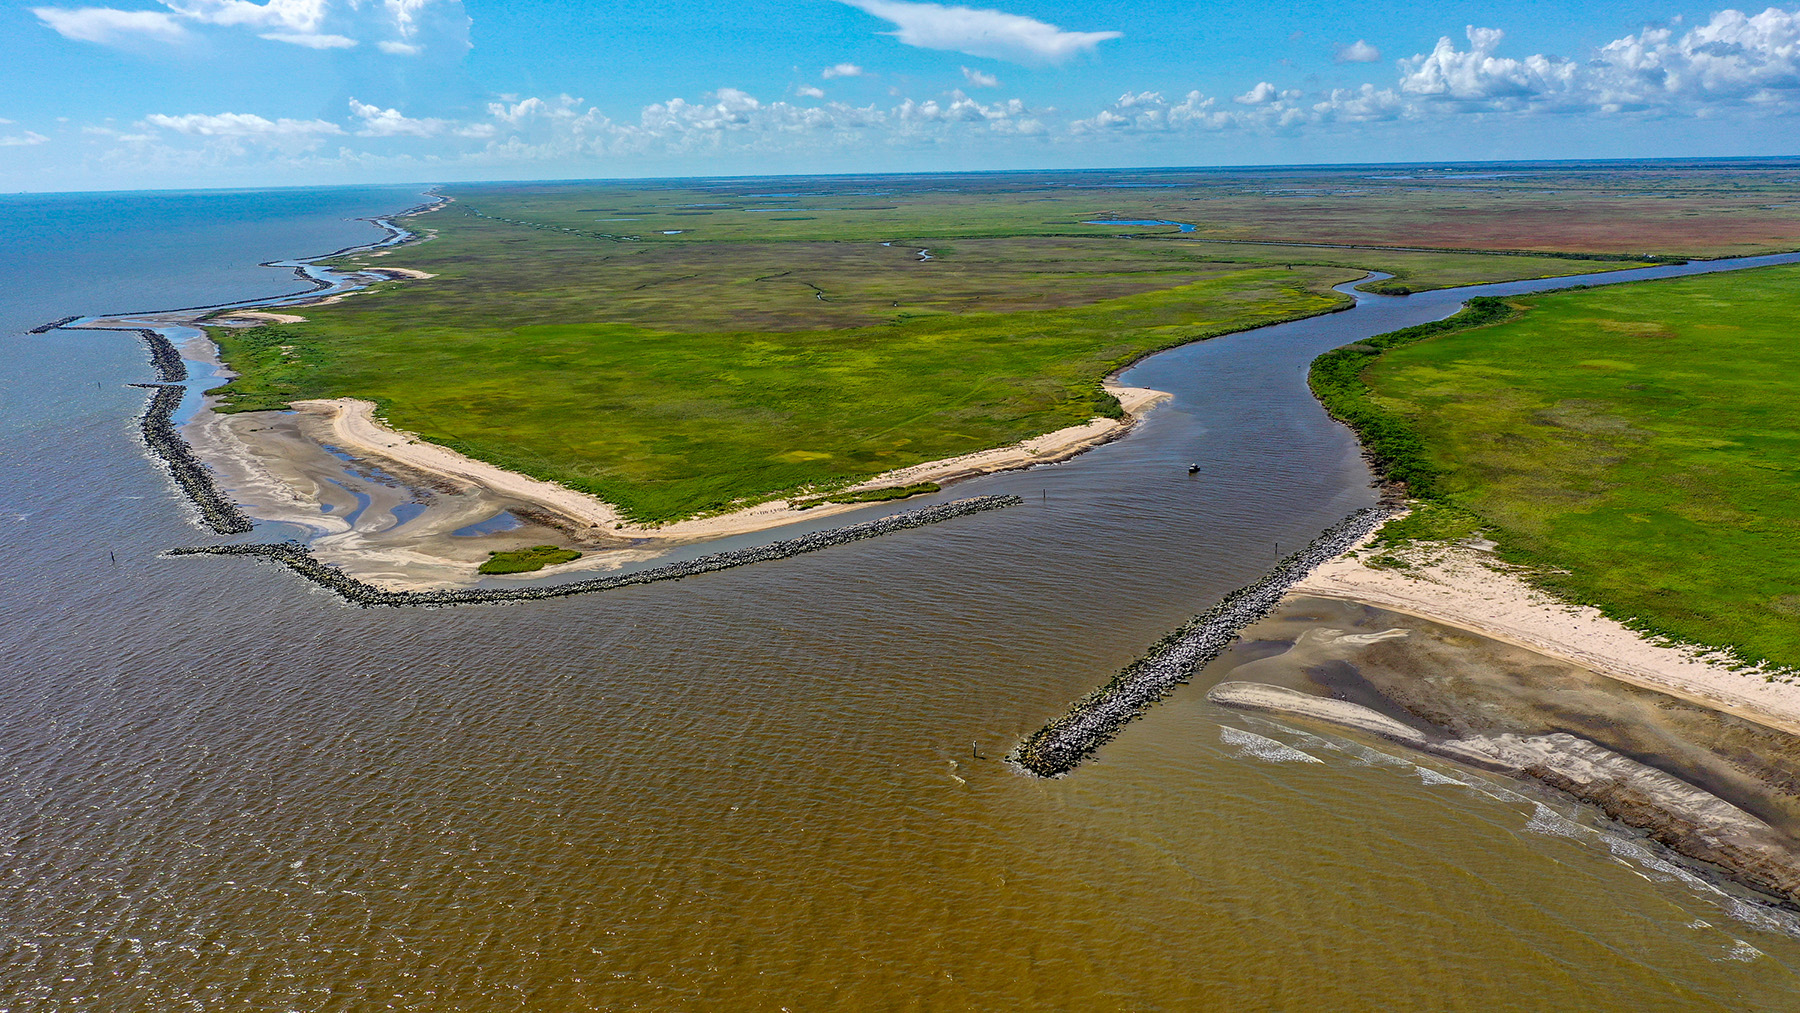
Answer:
[209, 167, 1800, 525]
[1324, 265, 1800, 669]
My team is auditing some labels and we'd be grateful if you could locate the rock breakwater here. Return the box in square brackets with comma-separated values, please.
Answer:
[133, 383, 252, 535]
[168, 494, 1022, 606]
[28, 315, 80, 335]
[136, 328, 188, 383]
[1012, 506, 1390, 776]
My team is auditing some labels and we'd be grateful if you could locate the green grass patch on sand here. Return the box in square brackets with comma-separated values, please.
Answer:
[1317, 265, 1800, 670]
[792, 481, 940, 509]
[479, 545, 582, 575]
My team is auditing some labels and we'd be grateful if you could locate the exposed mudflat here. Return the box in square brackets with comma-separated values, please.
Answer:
[184, 407, 650, 589]
[1206, 595, 1800, 904]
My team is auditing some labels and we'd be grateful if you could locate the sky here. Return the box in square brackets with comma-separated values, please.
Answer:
[4, 1, 1800, 190]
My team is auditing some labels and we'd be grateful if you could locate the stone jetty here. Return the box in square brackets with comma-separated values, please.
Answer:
[1012, 506, 1390, 776]
[133, 383, 253, 534]
[169, 494, 1023, 606]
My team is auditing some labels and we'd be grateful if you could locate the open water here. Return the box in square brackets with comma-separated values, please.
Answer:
[4, 187, 1800, 1010]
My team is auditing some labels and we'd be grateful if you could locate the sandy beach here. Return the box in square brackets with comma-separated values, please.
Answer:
[283, 383, 1167, 543]
[1294, 534, 1800, 735]
[182, 382, 1168, 588]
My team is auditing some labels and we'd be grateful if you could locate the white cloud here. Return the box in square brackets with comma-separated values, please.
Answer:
[34, 0, 468, 53]
[1393, 13, 1800, 114]
[797, 85, 827, 98]
[1079, 7, 1800, 138]
[165, 0, 328, 32]
[348, 98, 444, 136]
[259, 30, 356, 48]
[1396, 27, 1580, 109]
[142, 111, 344, 149]
[962, 65, 1000, 87]
[839, 0, 1120, 65]
[1337, 39, 1380, 63]
[487, 95, 584, 125]
[1234, 82, 1304, 106]
[0, 131, 51, 147]
[144, 111, 335, 135]
[32, 7, 188, 45]
[822, 62, 865, 78]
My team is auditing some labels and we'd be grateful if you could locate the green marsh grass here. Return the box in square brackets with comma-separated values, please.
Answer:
[1337, 266, 1800, 669]
[479, 545, 582, 575]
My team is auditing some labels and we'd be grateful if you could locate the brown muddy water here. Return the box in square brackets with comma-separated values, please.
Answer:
[5, 189, 1800, 1009]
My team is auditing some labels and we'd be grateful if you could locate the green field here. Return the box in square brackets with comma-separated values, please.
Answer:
[208, 169, 1800, 526]
[215, 263, 1356, 522]
[479, 545, 583, 574]
[1341, 266, 1800, 670]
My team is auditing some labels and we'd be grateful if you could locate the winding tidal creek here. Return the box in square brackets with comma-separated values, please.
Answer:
[5, 188, 1800, 1009]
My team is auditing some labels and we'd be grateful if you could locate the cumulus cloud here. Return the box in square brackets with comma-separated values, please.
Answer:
[962, 65, 1000, 87]
[33, 0, 468, 53]
[144, 111, 343, 136]
[32, 7, 188, 45]
[260, 30, 356, 48]
[138, 111, 345, 158]
[348, 98, 444, 136]
[822, 62, 865, 78]
[838, 0, 1120, 64]
[1336, 39, 1380, 63]
[1395, 12, 1800, 114]
[797, 85, 827, 98]
[1079, 6, 1800, 137]
[0, 131, 51, 147]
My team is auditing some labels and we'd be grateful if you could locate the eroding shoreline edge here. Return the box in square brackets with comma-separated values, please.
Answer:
[1207, 682, 1800, 908]
[1011, 506, 1390, 777]
[166, 493, 1023, 607]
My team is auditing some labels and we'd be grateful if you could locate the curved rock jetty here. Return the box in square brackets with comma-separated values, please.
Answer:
[168, 493, 1022, 606]
[136, 328, 188, 383]
[133, 383, 252, 534]
[1012, 506, 1389, 776]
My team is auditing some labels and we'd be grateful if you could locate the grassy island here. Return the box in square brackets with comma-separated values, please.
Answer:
[479, 545, 583, 575]
[1320, 265, 1800, 670]
[208, 166, 1800, 525]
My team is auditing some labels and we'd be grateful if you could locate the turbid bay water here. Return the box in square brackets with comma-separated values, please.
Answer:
[5, 187, 1800, 1009]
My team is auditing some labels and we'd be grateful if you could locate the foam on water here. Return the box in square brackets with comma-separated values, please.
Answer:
[1220, 725, 1323, 764]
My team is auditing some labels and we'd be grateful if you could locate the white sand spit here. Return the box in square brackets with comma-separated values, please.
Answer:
[1295, 536, 1800, 735]
[290, 381, 1170, 547]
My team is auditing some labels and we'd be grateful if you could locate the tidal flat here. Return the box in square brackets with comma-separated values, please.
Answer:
[1205, 595, 1800, 906]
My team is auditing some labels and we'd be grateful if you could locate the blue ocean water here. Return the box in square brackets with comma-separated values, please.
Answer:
[0, 186, 420, 557]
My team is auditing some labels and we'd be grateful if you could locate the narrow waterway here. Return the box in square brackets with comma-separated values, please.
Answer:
[4, 188, 1800, 1010]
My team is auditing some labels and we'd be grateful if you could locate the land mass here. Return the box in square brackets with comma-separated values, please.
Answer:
[184, 165, 1800, 600]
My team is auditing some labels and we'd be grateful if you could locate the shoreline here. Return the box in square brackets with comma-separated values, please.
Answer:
[266, 383, 1171, 551]
[1291, 536, 1800, 738]
[1207, 680, 1800, 907]
[169, 494, 1023, 607]
[51, 187, 1185, 588]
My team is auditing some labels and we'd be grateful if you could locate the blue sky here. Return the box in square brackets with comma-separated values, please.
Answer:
[4, 1, 1800, 190]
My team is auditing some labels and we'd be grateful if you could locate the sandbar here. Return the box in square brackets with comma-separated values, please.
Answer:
[1293, 532, 1800, 735]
